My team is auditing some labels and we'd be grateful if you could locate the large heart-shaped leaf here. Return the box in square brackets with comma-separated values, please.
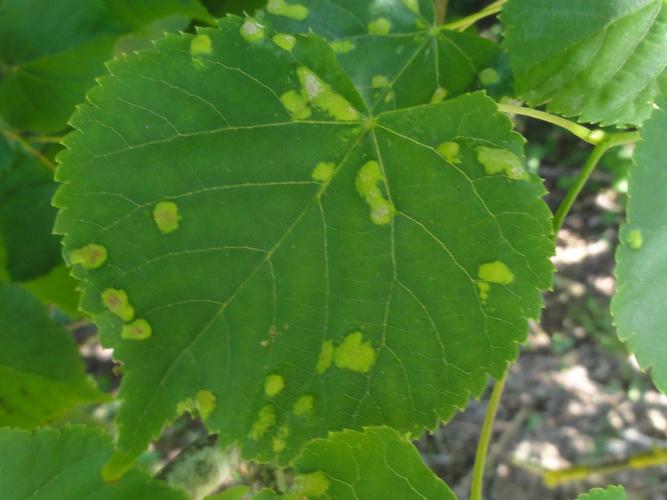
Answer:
[0, 283, 103, 429]
[0, 426, 185, 499]
[55, 16, 553, 477]
[502, 0, 667, 127]
[256, 426, 455, 499]
[612, 97, 667, 394]
[261, 0, 501, 112]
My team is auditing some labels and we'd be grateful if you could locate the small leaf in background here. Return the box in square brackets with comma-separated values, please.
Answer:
[0, 426, 186, 500]
[576, 485, 627, 500]
[261, 426, 455, 499]
[0, 0, 212, 132]
[613, 97, 667, 394]
[55, 16, 553, 475]
[261, 0, 502, 112]
[502, 0, 667, 127]
[0, 283, 103, 429]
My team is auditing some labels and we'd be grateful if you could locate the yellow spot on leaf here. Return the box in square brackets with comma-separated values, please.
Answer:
[265, 374, 285, 397]
[628, 229, 643, 250]
[249, 404, 276, 439]
[70, 243, 107, 269]
[311, 161, 335, 183]
[293, 471, 330, 498]
[402, 0, 420, 14]
[196, 390, 216, 419]
[297, 66, 359, 122]
[293, 395, 315, 416]
[437, 141, 462, 165]
[372, 75, 390, 88]
[431, 87, 448, 103]
[121, 318, 152, 340]
[369, 17, 392, 35]
[478, 261, 514, 284]
[479, 68, 500, 86]
[240, 18, 264, 43]
[153, 201, 180, 234]
[355, 160, 395, 226]
[101, 288, 135, 322]
[267, 0, 309, 20]
[272, 33, 296, 51]
[476, 146, 528, 180]
[281, 90, 312, 120]
[272, 424, 289, 453]
[477, 281, 491, 301]
[330, 40, 355, 54]
[334, 331, 376, 373]
[190, 34, 212, 56]
[316, 340, 333, 373]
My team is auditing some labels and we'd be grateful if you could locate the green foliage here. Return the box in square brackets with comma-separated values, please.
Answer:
[0, 0, 211, 132]
[0, 426, 186, 500]
[54, 14, 553, 476]
[612, 97, 667, 393]
[0, 283, 103, 428]
[576, 485, 627, 500]
[261, 0, 501, 111]
[502, 0, 667, 126]
[264, 426, 455, 499]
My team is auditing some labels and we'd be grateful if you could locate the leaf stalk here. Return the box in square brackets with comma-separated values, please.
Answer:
[443, 0, 507, 31]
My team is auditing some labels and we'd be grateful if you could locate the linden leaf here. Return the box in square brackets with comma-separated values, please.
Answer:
[54, 17, 553, 476]
[0, 0, 212, 132]
[260, 0, 502, 112]
[0, 140, 61, 282]
[0, 283, 104, 429]
[576, 485, 627, 500]
[260, 427, 455, 499]
[612, 97, 667, 394]
[0, 426, 186, 500]
[502, 0, 667, 127]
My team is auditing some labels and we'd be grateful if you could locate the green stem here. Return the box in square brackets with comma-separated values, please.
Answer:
[436, 0, 449, 24]
[471, 371, 508, 500]
[497, 104, 604, 145]
[553, 131, 639, 232]
[443, 0, 507, 31]
[1, 128, 56, 172]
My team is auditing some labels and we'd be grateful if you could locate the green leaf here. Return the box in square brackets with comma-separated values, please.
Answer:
[0, 145, 61, 282]
[54, 17, 553, 476]
[23, 265, 81, 317]
[0, 426, 186, 500]
[612, 98, 667, 394]
[502, 0, 667, 127]
[0, 283, 103, 428]
[576, 485, 627, 500]
[261, 0, 501, 112]
[262, 427, 455, 499]
[0, 0, 210, 132]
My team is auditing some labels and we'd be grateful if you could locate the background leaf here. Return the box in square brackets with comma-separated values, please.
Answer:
[0, 426, 186, 500]
[612, 97, 667, 394]
[0, 283, 103, 429]
[502, 0, 667, 127]
[576, 485, 627, 500]
[55, 17, 553, 475]
[262, 426, 455, 499]
[261, 0, 501, 112]
[0, 0, 211, 132]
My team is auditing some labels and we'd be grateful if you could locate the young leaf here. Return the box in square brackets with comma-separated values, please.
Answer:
[263, 427, 455, 499]
[54, 17, 553, 476]
[612, 98, 667, 394]
[0, 0, 211, 132]
[576, 485, 627, 500]
[0, 426, 186, 500]
[261, 0, 501, 112]
[0, 283, 103, 428]
[502, 0, 667, 127]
